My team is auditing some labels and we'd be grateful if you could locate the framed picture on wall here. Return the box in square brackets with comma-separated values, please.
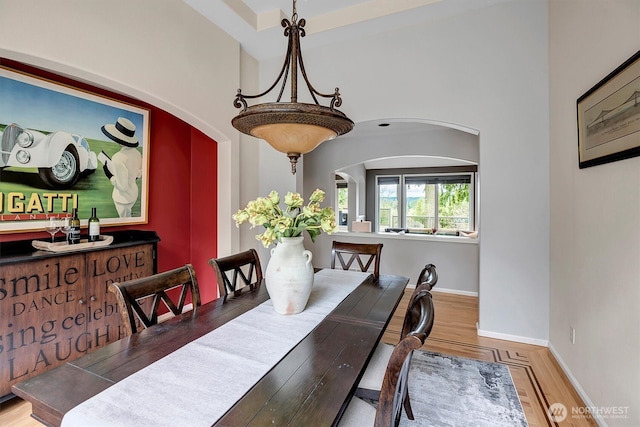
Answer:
[577, 50, 640, 169]
[0, 66, 150, 233]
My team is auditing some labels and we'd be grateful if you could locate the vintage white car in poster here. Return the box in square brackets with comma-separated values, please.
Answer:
[0, 123, 98, 190]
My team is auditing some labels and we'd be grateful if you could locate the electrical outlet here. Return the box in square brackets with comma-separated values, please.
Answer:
[570, 327, 576, 344]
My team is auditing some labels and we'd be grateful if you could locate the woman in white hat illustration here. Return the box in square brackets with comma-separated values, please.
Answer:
[101, 117, 142, 217]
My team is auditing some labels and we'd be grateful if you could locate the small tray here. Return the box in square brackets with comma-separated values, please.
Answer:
[32, 235, 114, 252]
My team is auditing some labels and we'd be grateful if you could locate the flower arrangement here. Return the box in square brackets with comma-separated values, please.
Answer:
[233, 189, 338, 247]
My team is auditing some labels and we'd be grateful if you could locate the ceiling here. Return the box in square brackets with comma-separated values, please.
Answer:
[184, 0, 507, 61]
[340, 120, 478, 170]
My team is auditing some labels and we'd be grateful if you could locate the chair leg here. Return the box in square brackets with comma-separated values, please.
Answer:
[403, 393, 414, 420]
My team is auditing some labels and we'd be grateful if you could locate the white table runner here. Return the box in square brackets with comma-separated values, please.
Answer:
[61, 269, 370, 427]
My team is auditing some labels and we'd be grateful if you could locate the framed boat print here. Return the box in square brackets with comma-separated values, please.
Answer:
[0, 66, 150, 233]
[577, 50, 640, 169]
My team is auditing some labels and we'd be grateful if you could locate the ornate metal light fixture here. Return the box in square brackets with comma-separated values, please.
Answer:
[232, 0, 354, 174]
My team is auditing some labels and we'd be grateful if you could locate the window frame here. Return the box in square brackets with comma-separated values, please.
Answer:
[402, 172, 474, 232]
[335, 178, 349, 231]
[369, 167, 477, 234]
[375, 174, 402, 231]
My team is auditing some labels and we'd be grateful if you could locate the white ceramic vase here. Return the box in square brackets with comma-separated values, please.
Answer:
[265, 236, 314, 315]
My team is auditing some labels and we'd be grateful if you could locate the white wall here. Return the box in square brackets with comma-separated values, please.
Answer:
[316, 233, 479, 294]
[335, 163, 366, 227]
[302, 123, 480, 294]
[549, 1, 640, 425]
[258, 0, 549, 342]
[0, 0, 242, 256]
[308, 124, 479, 173]
[0, 0, 238, 141]
[237, 49, 261, 255]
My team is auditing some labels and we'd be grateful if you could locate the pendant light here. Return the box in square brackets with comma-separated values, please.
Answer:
[231, 0, 354, 174]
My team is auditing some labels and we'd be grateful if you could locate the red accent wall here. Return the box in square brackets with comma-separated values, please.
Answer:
[189, 127, 218, 301]
[0, 59, 219, 303]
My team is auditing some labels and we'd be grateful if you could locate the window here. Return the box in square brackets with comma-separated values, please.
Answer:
[404, 174, 472, 232]
[376, 176, 400, 231]
[336, 178, 349, 231]
[374, 171, 475, 234]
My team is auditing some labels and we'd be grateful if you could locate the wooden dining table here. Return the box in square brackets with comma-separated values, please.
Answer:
[12, 270, 407, 427]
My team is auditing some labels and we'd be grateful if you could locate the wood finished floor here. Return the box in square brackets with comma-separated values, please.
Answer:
[381, 291, 598, 427]
[0, 291, 598, 426]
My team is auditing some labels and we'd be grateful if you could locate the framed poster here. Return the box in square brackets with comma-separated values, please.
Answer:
[577, 50, 640, 169]
[0, 66, 150, 233]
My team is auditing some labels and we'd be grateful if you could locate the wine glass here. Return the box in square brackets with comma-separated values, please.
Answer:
[45, 217, 61, 243]
[60, 216, 73, 244]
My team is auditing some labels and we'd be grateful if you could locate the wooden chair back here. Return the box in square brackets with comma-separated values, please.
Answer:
[416, 263, 438, 290]
[208, 249, 263, 300]
[331, 241, 383, 278]
[377, 289, 435, 427]
[108, 264, 201, 336]
[400, 264, 437, 340]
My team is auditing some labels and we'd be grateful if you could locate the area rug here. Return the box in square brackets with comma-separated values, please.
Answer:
[398, 350, 528, 426]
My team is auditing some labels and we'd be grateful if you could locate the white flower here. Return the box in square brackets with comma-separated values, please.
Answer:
[234, 189, 337, 247]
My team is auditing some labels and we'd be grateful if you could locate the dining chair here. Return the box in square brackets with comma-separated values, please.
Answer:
[208, 249, 263, 300]
[330, 241, 383, 279]
[354, 286, 436, 422]
[340, 289, 435, 427]
[108, 264, 201, 336]
[416, 263, 438, 290]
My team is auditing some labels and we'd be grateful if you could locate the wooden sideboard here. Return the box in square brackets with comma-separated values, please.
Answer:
[0, 230, 159, 400]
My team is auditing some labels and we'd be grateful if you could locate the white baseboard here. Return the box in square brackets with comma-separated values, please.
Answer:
[157, 303, 193, 323]
[431, 287, 478, 297]
[406, 283, 478, 297]
[548, 343, 606, 427]
[477, 328, 549, 347]
[413, 286, 547, 346]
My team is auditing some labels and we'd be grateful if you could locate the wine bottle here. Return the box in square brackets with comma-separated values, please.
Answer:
[88, 207, 100, 242]
[69, 208, 81, 244]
